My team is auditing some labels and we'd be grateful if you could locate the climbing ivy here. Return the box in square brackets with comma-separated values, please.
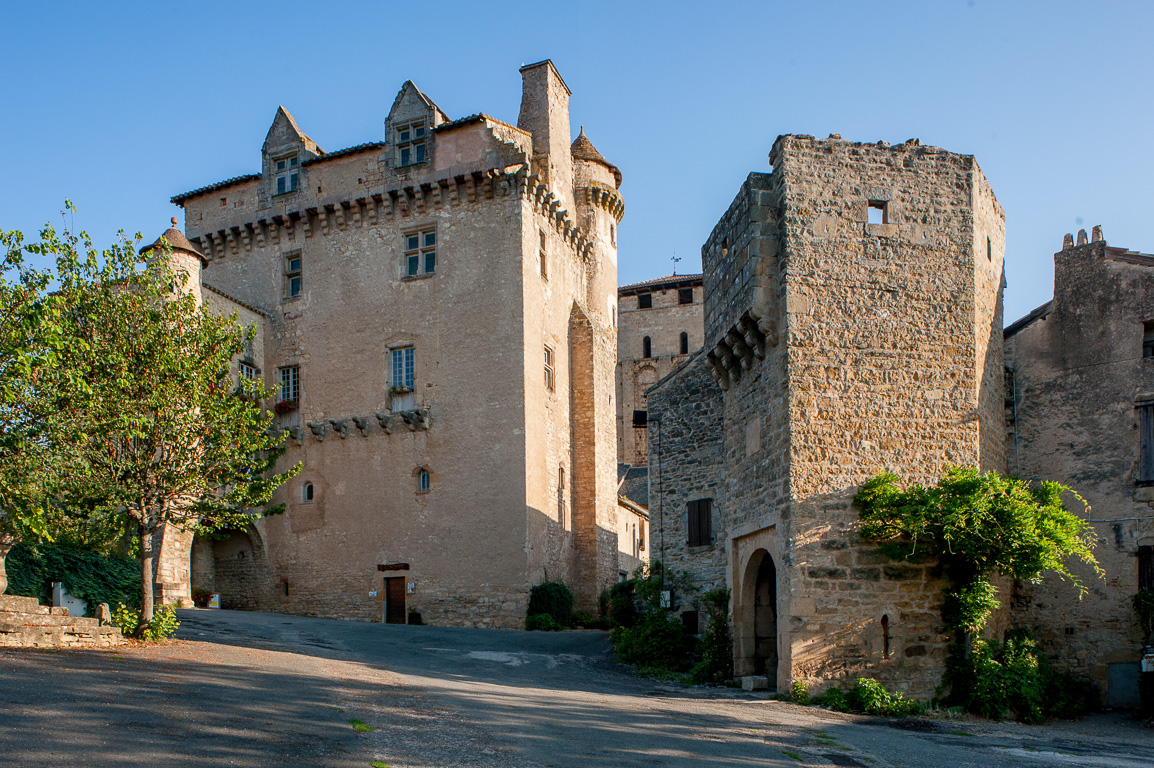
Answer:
[5, 542, 140, 611]
[855, 467, 1101, 634]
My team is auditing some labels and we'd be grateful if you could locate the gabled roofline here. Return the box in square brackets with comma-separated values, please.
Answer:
[1004, 300, 1054, 339]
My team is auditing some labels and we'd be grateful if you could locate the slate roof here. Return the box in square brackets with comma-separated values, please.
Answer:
[171, 174, 261, 205]
[140, 219, 207, 265]
[617, 463, 649, 509]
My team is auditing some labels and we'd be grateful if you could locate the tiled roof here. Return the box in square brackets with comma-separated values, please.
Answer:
[571, 128, 621, 188]
[301, 141, 384, 166]
[1004, 301, 1054, 339]
[140, 219, 206, 265]
[617, 464, 649, 508]
[171, 174, 260, 205]
[618, 274, 703, 295]
[433, 113, 526, 135]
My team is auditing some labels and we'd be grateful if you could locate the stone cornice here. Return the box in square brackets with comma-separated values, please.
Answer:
[584, 182, 625, 223]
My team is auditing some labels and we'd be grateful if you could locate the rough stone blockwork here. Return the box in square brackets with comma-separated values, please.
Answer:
[654, 135, 1007, 697]
[0, 595, 124, 648]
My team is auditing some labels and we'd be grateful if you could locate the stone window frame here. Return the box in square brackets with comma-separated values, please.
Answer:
[272, 153, 300, 196]
[638, 292, 652, 309]
[238, 360, 259, 382]
[283, 250, 303, 300]
[544, 345, 556, 392]
[678, 287, 694, 305]
[413, 465, 436, 494]
[395, 120, 428, 167]
[403, 226, 437, 279]
[867, 199, 889, 225]
[539, 230, 548, 280]
[301, 481, 315, 504]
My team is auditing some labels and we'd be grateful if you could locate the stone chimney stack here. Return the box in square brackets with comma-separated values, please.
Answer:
[518, 60, 574, 212]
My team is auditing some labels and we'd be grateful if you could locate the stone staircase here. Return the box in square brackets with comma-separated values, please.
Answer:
[0, 594, 124, 648]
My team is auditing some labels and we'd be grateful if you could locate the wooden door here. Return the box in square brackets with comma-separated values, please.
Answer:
[384, 577, 406, 624]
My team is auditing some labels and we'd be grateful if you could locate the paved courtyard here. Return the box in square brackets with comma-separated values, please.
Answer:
[1, 608, 1153, 767]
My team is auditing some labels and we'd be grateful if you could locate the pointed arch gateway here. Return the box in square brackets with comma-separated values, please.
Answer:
[736, 547, 779, 684]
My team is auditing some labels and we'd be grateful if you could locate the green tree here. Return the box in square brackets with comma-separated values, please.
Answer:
[1, 208, 298, 633]
[854, 467, 1101, 635]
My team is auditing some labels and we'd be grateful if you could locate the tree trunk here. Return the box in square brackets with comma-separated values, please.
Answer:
[0, 543, 12, 595]
[137, 523, 155, 636]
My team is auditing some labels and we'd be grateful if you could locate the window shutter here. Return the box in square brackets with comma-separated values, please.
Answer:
[687, 500, 698, 546]
[1140, 546, 1154, 591]
[1141, 405, 1154, 484]
[700, 499, 712, 544]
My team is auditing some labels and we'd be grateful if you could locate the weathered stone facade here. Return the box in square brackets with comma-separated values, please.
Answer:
[163, 61, 625, 627]
[616, 275, 704, 466]
[1006, 231, 1154, 708]
[650, 135, 1006, 695]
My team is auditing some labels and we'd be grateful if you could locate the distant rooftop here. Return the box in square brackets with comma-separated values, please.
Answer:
[619, 274, 703, 296]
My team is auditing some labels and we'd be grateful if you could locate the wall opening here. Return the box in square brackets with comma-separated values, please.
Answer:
[882, 614, 890, 659]
[642, 336, 652, 359]
[868, 200, 887, 225]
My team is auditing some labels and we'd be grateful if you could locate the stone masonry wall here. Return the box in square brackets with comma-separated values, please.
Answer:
[1007, 235, 1154, 705]
[646, 350, 726, 592]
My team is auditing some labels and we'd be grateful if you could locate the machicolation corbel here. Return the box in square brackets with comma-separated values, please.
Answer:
[375, 412, 394, 434]
[327, 419, 350, 439]
[285, 426, 303, 446]
[306, 421, 328, 441]
[351, 416, 371, 437]
[400, 408, 431, 431]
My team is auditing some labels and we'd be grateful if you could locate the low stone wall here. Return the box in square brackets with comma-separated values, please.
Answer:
[0, 595, 123, 648]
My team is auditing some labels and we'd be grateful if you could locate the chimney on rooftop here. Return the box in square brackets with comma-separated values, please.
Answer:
[518, 60, 573, 211]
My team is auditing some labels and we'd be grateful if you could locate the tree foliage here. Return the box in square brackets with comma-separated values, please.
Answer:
[0, 205, 299, 634]
[855, 467, 1101, 634]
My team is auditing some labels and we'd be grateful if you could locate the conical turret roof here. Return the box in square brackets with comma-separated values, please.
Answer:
[141, 218, 207, 265]
[571, 127, 622, 189]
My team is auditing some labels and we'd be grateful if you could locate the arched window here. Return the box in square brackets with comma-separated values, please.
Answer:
[302, 482, 314, 502]
[418, 469, 431, 493]
[679, 331, 689, 355]
[642, 336, 652, 359]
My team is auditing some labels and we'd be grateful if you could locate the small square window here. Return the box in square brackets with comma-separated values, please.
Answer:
[868, 200, 888, 225]
[638, 293, 652, 309]
[679, 287, 693, 305]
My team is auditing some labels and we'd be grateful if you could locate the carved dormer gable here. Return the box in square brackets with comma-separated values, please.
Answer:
[261, 106, 324, 202]
[384, 81, 448, 172]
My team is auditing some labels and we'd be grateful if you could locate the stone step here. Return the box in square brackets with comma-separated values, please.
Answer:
[0, 613, 99, 629]
[0, 595, 47, 614]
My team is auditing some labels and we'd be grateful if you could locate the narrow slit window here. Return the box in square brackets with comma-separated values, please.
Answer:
[881, 615, 890, 659]
[418, 468, 431, 493]
[642, 336, 652, 359]
[679, 331, 689, 355]
[544, 345, 555, 392]
[868, 200, 887, 225]
[987, 236, 993, 261]
[539, 231, 548, 279]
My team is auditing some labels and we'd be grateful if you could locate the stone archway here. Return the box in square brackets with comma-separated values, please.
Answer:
[190, 527, 269, 611]
[737, 548, 778, 683]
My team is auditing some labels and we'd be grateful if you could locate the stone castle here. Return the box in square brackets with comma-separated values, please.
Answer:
[155, 60, 645, 627]
[138, 59, 1147, 705]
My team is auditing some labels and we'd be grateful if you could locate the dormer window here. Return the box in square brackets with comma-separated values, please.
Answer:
[396, 121, 427, 166]
[274, 154, 299, 195]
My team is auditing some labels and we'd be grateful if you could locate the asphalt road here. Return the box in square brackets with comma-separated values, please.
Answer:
[2, 608, 1153, 767]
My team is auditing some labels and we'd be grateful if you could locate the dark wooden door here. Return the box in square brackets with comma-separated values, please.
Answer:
[385, 577, 406, 624]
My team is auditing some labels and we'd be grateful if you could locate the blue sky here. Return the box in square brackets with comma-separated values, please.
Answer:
[2, 0, 1150, 324]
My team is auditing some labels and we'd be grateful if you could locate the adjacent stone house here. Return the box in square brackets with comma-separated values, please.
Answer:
[1005, 229, 1154, 708]
[161, 61, 632, 627]
[649, 134, 1006, 695]
[616, 275, 704, 466]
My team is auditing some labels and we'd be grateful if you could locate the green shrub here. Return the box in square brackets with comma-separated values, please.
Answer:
[809, 679, 922, 716]
[112, 602, 180, 641]
[790, 680, 810, 705]
[689, 587, 733, 685]
[525, 613, 562, 631]
[601, 580, 637, 628]
[6, 542, 140, 611]
[942, 627, 1096, 722]
[611, 612, 696, 672]
[814, 686, 849, 711]
[527, 581, 574, 627]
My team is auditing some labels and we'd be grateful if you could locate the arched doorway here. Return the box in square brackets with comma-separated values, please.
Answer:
[190, 527, 268, 611]
[753, 554, 778, 677]
[738, 548, 778, 682]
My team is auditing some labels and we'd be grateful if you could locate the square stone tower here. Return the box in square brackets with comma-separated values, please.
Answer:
[653, 134, 1005, 695]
